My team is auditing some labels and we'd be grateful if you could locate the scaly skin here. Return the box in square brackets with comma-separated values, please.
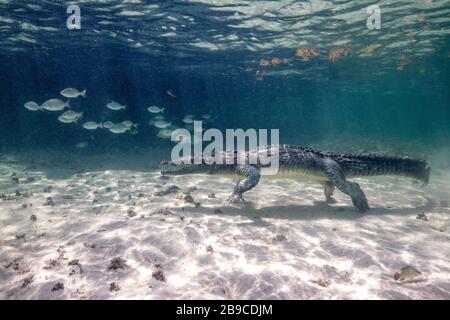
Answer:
[160, 145, 431, 212]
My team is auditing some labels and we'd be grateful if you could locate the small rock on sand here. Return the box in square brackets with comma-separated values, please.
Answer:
[127, 209, 137, 217]
[273, 234, 288, 242]
[21, 275, 34, 289]
[311, 278, 331, 288]
[110, 282, 120, 292]
[152, 270, 166, 282]
[108, 257, 127, 271]
[15, 233, 26, 240]
[30, 214, 37, 222]
[154, 185, 180, 196]
[83, 242, 96, 249]
[394, 265, 422, 282]
[43, 197, 54, 206]
[51, 282, 64, 292]
[416, 212, 428, 221]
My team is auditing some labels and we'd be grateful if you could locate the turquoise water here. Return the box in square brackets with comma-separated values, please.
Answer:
[0, 1, 448, 163]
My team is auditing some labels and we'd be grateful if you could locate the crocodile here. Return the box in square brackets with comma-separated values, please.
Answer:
[159, 145, 431, 212]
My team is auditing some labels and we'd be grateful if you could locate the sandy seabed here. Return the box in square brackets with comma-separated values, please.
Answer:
[0, 151, 449, 300]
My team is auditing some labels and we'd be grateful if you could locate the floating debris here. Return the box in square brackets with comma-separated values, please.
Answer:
[295, 47, 319, 61]
[259, 58, 271, 67]
[358, 44, 378, 55]
[397, 55, 412, 71]
[328, 47, 351, 62]
[166, 89, 176, 98]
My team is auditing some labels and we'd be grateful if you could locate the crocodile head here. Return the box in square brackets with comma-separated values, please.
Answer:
[159, 159, 209, 175]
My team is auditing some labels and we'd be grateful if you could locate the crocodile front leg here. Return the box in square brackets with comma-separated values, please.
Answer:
[228, 165, 261, 203]
[322, 181, 337, 203]
[322, 158, 369, 212]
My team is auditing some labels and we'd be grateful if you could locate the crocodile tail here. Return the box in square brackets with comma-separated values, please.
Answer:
[333, 154, 431, 184]
[398, 157, 431, 184]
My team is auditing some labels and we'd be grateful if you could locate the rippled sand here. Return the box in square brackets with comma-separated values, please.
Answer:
[0, 151, 449, 299]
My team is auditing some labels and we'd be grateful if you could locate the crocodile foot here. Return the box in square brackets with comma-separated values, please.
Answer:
[228, 193, 245, 204]
[326, 196, 337, 204]
[352, 195, 370, 213]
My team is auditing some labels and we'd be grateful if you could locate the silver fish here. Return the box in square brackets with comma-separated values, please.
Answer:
[24, 101, 42, 111]
[58, 115, 77, 124]
[61, 110, 83, 120]
[75, 142, 89, 149]
[109, 123, 130, 134]
[154, 120, 171, 129]
[60, 88, 86, 98]
[182, 116, 194, 124]
[82, 121, 102, 130]
[102, 121, 114, 129]
[121, 120, 137, 128]
[157, 128, 173, 139]
[147, 106, 164, 113]
[107, 101, 126, 111]
[42, 99, 70, 111]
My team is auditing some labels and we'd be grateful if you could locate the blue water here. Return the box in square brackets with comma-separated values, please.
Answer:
[0, 1, 449, 163]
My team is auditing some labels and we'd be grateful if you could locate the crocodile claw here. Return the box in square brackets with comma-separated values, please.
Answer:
[228, 193, 245, 204]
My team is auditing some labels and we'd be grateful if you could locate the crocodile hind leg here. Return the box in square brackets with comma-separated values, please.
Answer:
[322, 181, 337, 203]
[322, 158, 369, 212]
[228, 165, 261, 203]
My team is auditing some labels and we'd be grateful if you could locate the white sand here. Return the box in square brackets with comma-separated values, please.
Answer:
[0, 151, 449, 300]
